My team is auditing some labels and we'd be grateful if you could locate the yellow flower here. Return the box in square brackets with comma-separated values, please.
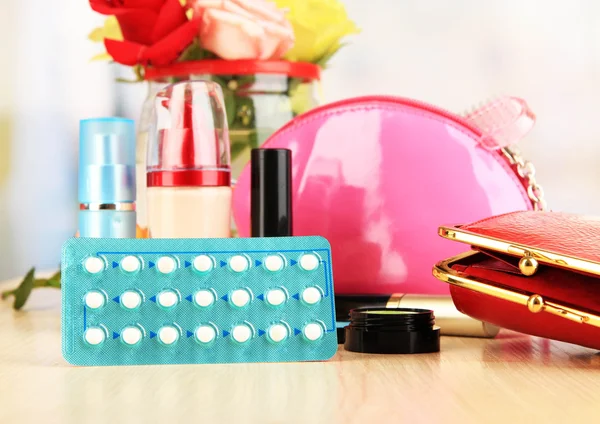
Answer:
[273, 0, 359, 65]
[87, 16, 123, 61]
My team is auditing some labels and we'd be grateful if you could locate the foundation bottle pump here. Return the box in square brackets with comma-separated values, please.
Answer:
[146, 81, 232, 238]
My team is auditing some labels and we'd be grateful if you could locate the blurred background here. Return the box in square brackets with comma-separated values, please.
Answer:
[0, 0, 599, 280]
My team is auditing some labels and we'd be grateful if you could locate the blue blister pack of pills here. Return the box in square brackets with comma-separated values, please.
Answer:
[61, 236, 338, 366]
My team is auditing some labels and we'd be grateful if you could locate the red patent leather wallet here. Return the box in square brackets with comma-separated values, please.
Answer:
[433, 211, 600, 350]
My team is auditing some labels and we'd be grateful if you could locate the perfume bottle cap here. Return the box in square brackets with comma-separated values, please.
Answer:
[344, 307, 440, 354]
[251, 148, 292, 237]
[147, 81, 231, 187]
[79, 117, 136, 203]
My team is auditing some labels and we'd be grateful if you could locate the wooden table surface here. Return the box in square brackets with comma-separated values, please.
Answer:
[1, 279, 600, 424]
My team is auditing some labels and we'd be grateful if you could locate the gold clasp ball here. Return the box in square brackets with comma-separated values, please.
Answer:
[519, 256, 538, 276]
[527, 294, 545, 313]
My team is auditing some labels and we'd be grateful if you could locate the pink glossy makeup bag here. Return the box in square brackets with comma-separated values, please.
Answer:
[232, 96, 543, 295]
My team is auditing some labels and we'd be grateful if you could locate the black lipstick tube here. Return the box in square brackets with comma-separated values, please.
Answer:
[251, 148, 292, 237]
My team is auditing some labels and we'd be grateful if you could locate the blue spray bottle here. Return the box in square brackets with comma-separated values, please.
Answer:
[78, 117, 136, 238]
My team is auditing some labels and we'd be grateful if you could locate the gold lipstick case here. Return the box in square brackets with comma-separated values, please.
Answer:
[387, 294, 499, 338]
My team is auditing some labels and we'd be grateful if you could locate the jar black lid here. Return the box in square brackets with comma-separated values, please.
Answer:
[344, 307, 440, 354]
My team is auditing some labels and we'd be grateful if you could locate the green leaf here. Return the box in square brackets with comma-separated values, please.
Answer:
[115, 77, 141, 84]
[247, 127, 259, 150]
[1, 269, 60, 305]
[235, 75, 257, 90]
[223, 89, 236, 127]
[47, 280, 61, 289]
[287, 77, 303, 96]
[210, 75, 229, 88]
[177, 39, 211, 62]
[48, 270, 61, 283]
[230, 141, 249, 162]
[13, 268, 35, 310]
[1, 288, 16, 300]
[46, 270, 61, 288]
[233, 96, 256, 129]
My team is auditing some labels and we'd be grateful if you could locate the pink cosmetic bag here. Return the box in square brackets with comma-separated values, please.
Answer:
[232, 96, 542, 294]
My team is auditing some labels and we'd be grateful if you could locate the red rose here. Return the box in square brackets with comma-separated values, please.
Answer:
[90, 0, 200, 66]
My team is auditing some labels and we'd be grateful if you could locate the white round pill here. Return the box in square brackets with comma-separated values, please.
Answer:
[268, 324, 289, 343]
[195, 325, 217, 344]
[121, 290, 142, 310]
[229, 255, 249, 273]
[302, 287, 322, 305]
[232, 324, 252, 343]
[121, 256, 141, 273]
[194, 289, 215, 308]
[157, 256, 176, 274]
[264, 255, 284, 272]
[299, 253, 320, 271]
[121, 326, 143, 345]
[303, 323, 323, 341]
[84, 327, 106, 346]
[230, 289, 251, 308]
[158, 326, 179, 345]
[158, 290, 179, 308]
[193, 255, 213, 273]
[266, 288, 287, 307]
[84, 291, 105, 309]
[84, 257, 105, 274]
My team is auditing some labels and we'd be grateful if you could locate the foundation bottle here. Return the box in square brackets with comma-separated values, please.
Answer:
[146, 81, 231, 238]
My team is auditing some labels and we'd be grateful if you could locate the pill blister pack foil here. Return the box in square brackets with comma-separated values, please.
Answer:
[61, 236, 337, 366]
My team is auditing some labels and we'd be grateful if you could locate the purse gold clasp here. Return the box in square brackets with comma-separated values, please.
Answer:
[527, 294, 589, 323]
[507, 245, 539, 276]
[518, 252, 539, 276]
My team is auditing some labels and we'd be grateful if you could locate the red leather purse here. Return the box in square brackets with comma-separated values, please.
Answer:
[433, 211, 600, 350]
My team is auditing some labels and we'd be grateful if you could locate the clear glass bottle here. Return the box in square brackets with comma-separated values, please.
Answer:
[146, 81, 232, 238]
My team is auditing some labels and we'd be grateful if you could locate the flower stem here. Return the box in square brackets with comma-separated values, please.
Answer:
[0, 270, 61, 309]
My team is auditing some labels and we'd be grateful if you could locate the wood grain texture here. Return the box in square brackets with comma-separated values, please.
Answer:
[1, 278, 600, 424]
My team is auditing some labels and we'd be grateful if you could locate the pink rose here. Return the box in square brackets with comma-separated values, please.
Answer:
[190, 0, 295, 60]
